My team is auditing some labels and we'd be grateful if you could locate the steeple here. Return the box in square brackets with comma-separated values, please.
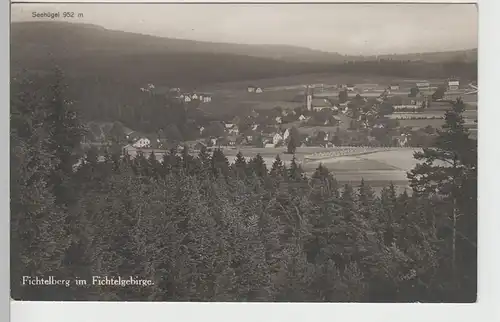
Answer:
[305, 85, 313, 111]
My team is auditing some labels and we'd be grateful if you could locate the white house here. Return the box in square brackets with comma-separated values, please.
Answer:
[448, 80, 460, 91]
[393, 105, 422, 110]
[273, 132, 283, 145]
[346, 84, 355, 92]
[199, 126, 205, 135]
[275, 116, 283, 124]
[132, 138, 151, 148]
[298, 114, 307, 121]
[255, 87, 263, 93]
[192, 93, 198, 100]
[225, 123, 235, 129]
[416, 82, 430, 91]
[247, 86, 256, 93]
[389, 84, 400, 91]
[184, 96, 192, 103]
[202, 96, 212, 103]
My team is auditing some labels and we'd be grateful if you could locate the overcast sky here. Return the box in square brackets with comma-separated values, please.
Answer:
[11, 3, 477, 55]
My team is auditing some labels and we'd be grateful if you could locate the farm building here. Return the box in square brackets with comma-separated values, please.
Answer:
[416, 82, 430, 91]
[182, 95, 192, 103]
[390, 84, 400, 91]
[311, 98, 334, 111]
[227, 135, 238, 146]
[247, 86, 256, 93]
[201, 94, 212, 103]
[393, 97, 424, 110]
[132, 137, 151, 148]
[448, 79, 460, 91]
[255, 87, 263, 93]
[273, 132, 284, 145]
[346, 84, 356, 92]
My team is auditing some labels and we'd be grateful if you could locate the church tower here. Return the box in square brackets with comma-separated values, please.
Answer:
[305, 85, 313, 111]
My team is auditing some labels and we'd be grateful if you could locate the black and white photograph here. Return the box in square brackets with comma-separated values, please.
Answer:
[10, 2, 478, 303]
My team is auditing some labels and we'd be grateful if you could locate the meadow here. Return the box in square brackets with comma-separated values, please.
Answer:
[223, 146, 420, 190]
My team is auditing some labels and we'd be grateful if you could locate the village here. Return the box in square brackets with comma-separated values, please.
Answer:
[93, 78, 476, 150]
[79, 76, 477, 189]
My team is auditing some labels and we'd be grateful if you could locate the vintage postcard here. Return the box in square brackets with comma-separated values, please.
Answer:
[10, 2, 477, 302]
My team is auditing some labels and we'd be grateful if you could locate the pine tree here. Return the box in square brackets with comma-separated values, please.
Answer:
[181, 144, 195, 174]
[357, 178, 375, 210]
[341, 184, 355, 204]
[168, 147, 182, 174]
[211, 148, 230, 178]
[407, 99, 477, 300]
[132, 151, 148, 176]
[44, 68, 86, 206]
[310, 163, 339, 203]
[148, 150, 160, 178]
[287, 135, 297, 154]
[288, 155, 304, 182]
[249, 154, 268, 178]
[10, 77, 71, 299]
[232, 151, 247, 179]
[269, 154, 287, 180]
[196, 145, 212, 179]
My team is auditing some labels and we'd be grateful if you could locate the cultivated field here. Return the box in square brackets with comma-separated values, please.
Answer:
[125, 146, 428, 192]
[198, 73, 445, 92]
[224, 146, 422, 189]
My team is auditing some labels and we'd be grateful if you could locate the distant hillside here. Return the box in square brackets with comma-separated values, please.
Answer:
[11, 21, 477, 128]
[11, 21, 346, 63]
[11, 21, 343, 88]
[11, 21, 477, 66]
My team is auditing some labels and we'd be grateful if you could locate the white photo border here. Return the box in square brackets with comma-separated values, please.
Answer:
[5, 1, 499, 322]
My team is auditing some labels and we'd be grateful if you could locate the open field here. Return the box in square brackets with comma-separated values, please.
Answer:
[198, 73, 448, 92]
[224, 146, 421, 189]
[198, 73, 456, 115]
[397, 118, 446, 128]
[124, 146, 431, 191]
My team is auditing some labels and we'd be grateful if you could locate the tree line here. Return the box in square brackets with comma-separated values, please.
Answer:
[10, 70, 477, 302]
